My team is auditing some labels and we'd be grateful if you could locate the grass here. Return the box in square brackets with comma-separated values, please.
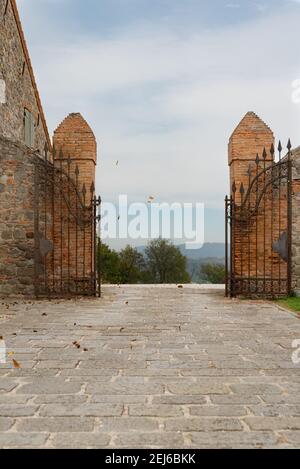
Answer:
[276, 296, 300, 314]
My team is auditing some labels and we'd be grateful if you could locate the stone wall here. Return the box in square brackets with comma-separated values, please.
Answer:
[0, 128, 97, 298]
[0, 0, 50, 153]
[0, 136, 36, 297]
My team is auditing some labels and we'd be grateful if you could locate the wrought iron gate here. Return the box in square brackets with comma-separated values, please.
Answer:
[33, 148, 101, 298]
[225, 141, 292, 298]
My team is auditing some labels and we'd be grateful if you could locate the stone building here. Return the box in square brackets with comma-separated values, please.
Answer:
[227, 111, 300, 297]
[0, 0, 98, 297]
[0, 0, 50, 153]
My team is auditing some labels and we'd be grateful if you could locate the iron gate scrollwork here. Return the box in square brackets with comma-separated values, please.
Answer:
[33, 146, 102, 298]
[225, 140, 292, 298]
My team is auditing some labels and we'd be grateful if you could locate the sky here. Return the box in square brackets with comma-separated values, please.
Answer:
[16, 0, 300, 248]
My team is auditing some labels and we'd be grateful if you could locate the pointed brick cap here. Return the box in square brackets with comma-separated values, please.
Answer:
[53, 113, 97, 164]
[229, 111, 274, 165]
[230, 112, 273, 138]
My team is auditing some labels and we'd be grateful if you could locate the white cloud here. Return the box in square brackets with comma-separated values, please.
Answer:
[16, 1, 300, 223]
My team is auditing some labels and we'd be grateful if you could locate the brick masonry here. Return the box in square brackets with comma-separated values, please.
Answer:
[52, 114, 97, 290]
[53, 113, 97, 192]
[229, 112, 275, 204]
[229, 112, 300, 295]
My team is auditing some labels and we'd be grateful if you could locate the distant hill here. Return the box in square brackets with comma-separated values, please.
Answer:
[178, 243, 225, 260]
[137, 243, 225, 261]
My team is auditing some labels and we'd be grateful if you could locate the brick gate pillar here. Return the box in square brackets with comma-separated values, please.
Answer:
[229, 112, 275, 203]
[52, 113, 97, 291]
[53, 113, 97, 191]
[228, 112, 276, 294]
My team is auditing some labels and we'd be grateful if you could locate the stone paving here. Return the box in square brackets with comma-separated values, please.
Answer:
[0, 285, 300, 449]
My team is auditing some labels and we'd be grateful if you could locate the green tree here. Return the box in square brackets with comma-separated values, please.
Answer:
[97, 243, 120, 284]
[119, 245, 145, 284]
[144, 238, 191, 284]
[200, 262, 225, 284]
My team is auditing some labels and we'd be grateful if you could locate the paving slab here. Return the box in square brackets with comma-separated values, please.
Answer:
[0, 285, 300, 448]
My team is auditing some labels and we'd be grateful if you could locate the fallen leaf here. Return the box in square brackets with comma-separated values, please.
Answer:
[125, 301, 129, 305]
[8, 352, 14, 357]
[83, 348, 88, 352]
[178, 285, 183, 289]
[42, 313, 47, 317]
[276, 434, 288, 445]
[120, 327, 125, 332]
[12, 359, 21, 369]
